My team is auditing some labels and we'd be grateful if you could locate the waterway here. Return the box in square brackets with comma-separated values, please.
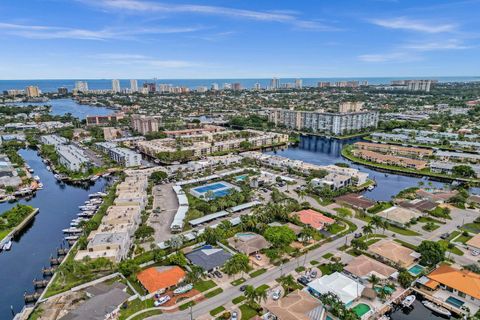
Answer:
[0, 149, 108, 318]
[389, 299, 459, 320]
[8, 98, 113, 119]
[268, 135, 457, 201]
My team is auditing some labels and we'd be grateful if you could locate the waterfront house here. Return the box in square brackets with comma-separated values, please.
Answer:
[353, 149, 428, 170]
[335, 193, 376, 211]
[307, 272, 365, 306]
[75, 231, 130, 263]
[311, 173, 351, 190]
[354, 142, 433, 158]
[344, 255, 398, 282]
[264, 289, 323, 320]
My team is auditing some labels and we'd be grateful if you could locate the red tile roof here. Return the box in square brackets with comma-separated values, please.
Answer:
[293, 209, 335, 230]
[137, 266, 186, 294]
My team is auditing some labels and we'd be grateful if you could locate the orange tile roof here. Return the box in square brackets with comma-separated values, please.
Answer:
[137, 266, 186, 294]
[428, 264, 480, 299]
[294, 209, 335, 230]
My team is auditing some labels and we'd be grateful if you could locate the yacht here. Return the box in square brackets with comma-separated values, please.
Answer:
[79, 205, 97, 211]
[89, 192, 107, 198]
[2, 240, 12, 251]
[33, 176, 41, 182]
[37, 183, 44, 190]
[367, 185, 375, 191]
[62, 227, 82, 234]
[46, 166, 51, 171]
[422, 300, 451, 317]
[64, 235, 79, 241]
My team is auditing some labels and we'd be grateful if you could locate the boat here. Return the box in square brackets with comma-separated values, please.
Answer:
[64, 235, 79, 241]
[46, 166, 51, 171]
[79, 205, 97, 211]
[378, 316, 390, 320]
[2, 240, 12, 251]
[173, 283, 193, 295]
[89, 192, 107, 198]
[37, 183, 44, 190]
[62, 227, 82, 234]
[367, 185, 375, 191]
[77, 211, 95, 217]
[28, 168, 34, 173]
[90, 175, 100, 182]
[422, 300, 452, 317]
[33, 175, 41, 182]
[402, 295, 416, 308]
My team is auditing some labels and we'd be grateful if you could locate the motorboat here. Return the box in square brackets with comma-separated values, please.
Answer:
[46, 166, 51, 171]
[77, 211, 95, 217]
[367, 185, 375, 191]
[173, 284, 193, 295]
[33, 176, 41, 182]
[37, 183, 44, 190]
[422, 300, 451, 317]
[64, 235, 79, 241]
[89, 192, 107, 198]
[79, 205, 97, 211]
[90, 175, 100, 182]
[2, 240, 12, 251]
[62, 227, 82, 234]
[402, 295, 416, 308]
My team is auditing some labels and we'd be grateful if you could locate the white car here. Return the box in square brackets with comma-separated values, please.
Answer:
[231, 311, 238, 320]
[272, 290, 281, 300]
[472, 249, 480, 256]
[255, 254, 262, 260]
[154, 295, 171, 307]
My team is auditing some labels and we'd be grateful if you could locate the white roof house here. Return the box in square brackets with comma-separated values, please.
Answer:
[307, 272, 364, 306]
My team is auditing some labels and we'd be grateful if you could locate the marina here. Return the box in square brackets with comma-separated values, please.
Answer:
[0, 148, 108, 318]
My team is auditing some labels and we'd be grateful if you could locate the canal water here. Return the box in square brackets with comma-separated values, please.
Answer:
[0, 149, 108, 318]
[389, 299, 459, 320]
[8, 98, 113, 119]
[268, 135, 453, 201]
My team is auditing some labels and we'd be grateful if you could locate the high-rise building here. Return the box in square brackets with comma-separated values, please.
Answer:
[131, 114, 162, 134]
[75, 81, 89, 93]
[211, 83, 219, 91]
[295, 79, 303, 89]
[25, 86, 40, 97]
[253, 82, 262, 90]
[197, 86, 208, 93]
[318, 82, 331, 88]
[58, 87, 68, 95]
[143, 82, 156, 93]
[232, 83, 242, 91]
[270, 77, 280, 89]
[268, 108, 379, 135]
[112, 79, 121, 93]
[390, 79, 436, 92]
[339, 102, 364, 113]
[130, 79, 138, 92]
[223, 83, 232, 90]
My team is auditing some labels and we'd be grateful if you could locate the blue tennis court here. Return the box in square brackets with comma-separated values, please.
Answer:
[193, 183, 228, 193]
[190, 181, 240, 201]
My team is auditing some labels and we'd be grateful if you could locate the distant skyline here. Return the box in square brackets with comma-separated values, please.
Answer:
[1, 0, 480, 79]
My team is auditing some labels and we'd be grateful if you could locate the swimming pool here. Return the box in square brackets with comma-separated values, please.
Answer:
[374, 286, 395, 294]
[352, 303, 371, 317]
[190, 181, 240, 200]
[408, 264, 424, 276]
[446, 296, 464, 308]
[235, 174, 248, 182]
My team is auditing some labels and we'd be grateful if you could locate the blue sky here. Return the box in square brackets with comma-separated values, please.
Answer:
[0, 0, 479, 79]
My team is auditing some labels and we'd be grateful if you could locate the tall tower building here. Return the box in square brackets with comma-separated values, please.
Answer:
[270, 77, 280, 89]
[25, 86, 40, 97]
[253, 82, 261, 90]
[112, 79, 121, 93]
[295, 79, 303, 89]
[130, 79, 138, 92]
[211, 83, 219, 91]
[75, 81, 88, 93]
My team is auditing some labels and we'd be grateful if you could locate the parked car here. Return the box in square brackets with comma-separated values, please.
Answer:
[272, 289, 281, 300]
[440, 233, 450, 240]
[472, 249, 480, 256]
[239, 285, 247, 292]
[154, 295, 171, 307]
[354, 233, 363, 239]
[310, 270, 317, 278]
[297, 276, 309, 286]
[214, 270, 223, 278]
[231, 311, 238, 320]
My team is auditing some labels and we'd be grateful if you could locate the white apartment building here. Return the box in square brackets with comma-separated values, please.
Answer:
[56, 144, 91, 172]
[41, 134, 68, 146]
[112, 79, 120, 93]
[130, 79, 138, 92]
[131, 114, 162, 134]
[267, 108, 379, 135]
[96, 142, 142, 167]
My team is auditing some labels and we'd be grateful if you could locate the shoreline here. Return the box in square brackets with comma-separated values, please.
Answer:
[0, 207, 39, 246]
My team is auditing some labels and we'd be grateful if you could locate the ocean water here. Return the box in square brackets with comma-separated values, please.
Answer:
[1, 76, 479, 93]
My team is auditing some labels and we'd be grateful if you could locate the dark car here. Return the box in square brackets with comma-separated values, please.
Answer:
[354, 233, 363, 239]
[239, 285, 247, 292]
[214, 270, 223, 278]
[440, 233, 450, 240]
[297, 276, 309, 286]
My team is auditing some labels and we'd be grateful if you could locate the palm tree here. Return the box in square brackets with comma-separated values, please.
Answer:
[223, 254, 250, 279]
[368, 274, 380, 290]
[299, 226, 317, 244]
[169, 235, 184, 253]
[185, 265, 204, 284]
[278, 275, 296, 294]
[244, 285, 258, 306]
[362, 224, 374, 241]
[370, 216, 384, 233]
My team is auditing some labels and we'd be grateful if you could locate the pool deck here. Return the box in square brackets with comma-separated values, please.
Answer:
[413, 287, 479, 316]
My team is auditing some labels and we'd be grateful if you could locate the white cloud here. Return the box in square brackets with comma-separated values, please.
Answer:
[358, 51, 418, 62]
[80, 0, 336, 31]
[403, 39, 470, 51]
[0, 22, 201, 40]
[91, 53, 198, 68]
[370, 17, 456, 33]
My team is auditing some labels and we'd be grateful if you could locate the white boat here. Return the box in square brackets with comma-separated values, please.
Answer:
[77, 211, 95, 217]
[173, 284, 193, 295]
[28, 168, 34, 173]
[33, 176, 41, 182]
[402, 295, 416, 308]
[90, 175, 100, 182]
[79, 205, 97, 211]
[2, 240, 12, 251]
[89, 192, 107, 198]
[64, 235, 79, 241]
[37, 183, 44, 190]
[62, 227, 82, 234]
[367, 185, 375, 191]
[422, 300, 451, 317]
[46, 166, 51, 171]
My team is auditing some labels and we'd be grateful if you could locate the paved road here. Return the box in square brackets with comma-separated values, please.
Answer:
[147, 234, 349, 320]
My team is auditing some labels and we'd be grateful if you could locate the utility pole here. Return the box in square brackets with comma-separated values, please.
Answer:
[189, 304, 193, 320]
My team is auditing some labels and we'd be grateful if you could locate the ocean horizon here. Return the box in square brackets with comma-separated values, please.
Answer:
[1, 76, 479, 93]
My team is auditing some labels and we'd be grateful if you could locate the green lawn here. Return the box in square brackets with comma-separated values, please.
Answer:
[367, 202, 393, 214]
[255, 284, 270, 293]
[394, 239, 418, 251]
[205, 287, 223, 298]
[455, 234, 472, 244]
[239, 304, 259, 320]
[418, 216, 446, 225]
[210, 306, 225, 316]
[231, 278, 246, 286]
[249, 268, 267, 278]
[327, 222, 346, 234]
[193, 280, 217, 292]
[334, 207, 352, 217]
[447, 230, 461, 241]
[321, 253, 333, 259]
[438, 240, 464, 256]
[387, 224, 420, 236]
[310, 259, 320, 265]
[179, 301, 195, 311]
[421, 223, 440, 232]
[462, 223, 480, 234]
[119, 299, 154, 320]
[295, 266, 306, 273]
[232, 296, 247, 304]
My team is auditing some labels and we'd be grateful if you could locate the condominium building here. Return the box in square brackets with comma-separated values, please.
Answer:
[95, 142, 142, 167]
[270, 77, 280, 89]
[112, 79, 120, 93]
[354, 142, 433, 158]
[56, 144, 91, 172]
[25, 86, 40, 97]
[131, 114, 162, 134]
[74, 81, 89, 93]
[353, 149, 428, 170]
[295, 79, 303, 89]
[130, 79, 138, 92]
[86, 113, 125, 126]
[390, 80, 437, 92]
[339, 102, 364, 113]
[41, 134, 68, 146]
[268, 108, 379, 135]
